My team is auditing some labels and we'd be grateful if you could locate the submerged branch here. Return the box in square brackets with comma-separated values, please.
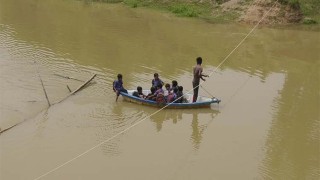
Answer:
[53, 74, 97, 105]
[54, 73, 85, 82]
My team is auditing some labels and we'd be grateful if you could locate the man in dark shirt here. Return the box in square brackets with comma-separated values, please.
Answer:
[192, 57, 208, 102]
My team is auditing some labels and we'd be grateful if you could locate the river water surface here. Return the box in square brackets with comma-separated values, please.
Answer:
[0, 0, 319, 179]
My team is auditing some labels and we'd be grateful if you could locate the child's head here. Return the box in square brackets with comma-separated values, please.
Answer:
[154, 73, 159, 79]
[178, 86, 183, 92]
[150, 86, 156, 94]
[165, 83, 170, 90]
[117, 74, 123, 80]
[137, 86, 142, 93]
[172, 80, 178, 87]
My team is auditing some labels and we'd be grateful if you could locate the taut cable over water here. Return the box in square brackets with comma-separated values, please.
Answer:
[33, 1, 279, 179]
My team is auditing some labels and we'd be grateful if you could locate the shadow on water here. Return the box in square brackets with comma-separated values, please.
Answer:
[149, 108, 220, 150]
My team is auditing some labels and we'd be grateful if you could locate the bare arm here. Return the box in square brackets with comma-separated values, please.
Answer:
[199, 68, 208, 81]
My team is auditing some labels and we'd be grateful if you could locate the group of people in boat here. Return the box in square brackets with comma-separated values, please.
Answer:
[133, 73, 188, 104]
[113, 57, 208, 103]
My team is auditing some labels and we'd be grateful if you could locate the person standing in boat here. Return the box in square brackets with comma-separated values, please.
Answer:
[113, 74, 128, 102]
[192, 57, 209, 103]
[152, 73, 164, 88]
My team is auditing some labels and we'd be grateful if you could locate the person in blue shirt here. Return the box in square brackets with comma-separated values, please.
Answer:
[152, 73, 164, 88]
[113, 74, 128, 101]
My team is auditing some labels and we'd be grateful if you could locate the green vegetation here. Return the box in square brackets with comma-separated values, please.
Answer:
[81, 0, 320, 24]
[168, 4, 200, 17]
[278, 0, 301, 9]
[300, 0, 320, 23]
[81, 0, 214, 18]
[122, 0, 213, 18]
[277, 0, 320, 23]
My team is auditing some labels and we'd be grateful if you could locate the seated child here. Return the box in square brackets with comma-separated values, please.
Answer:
[164, 83, 171, 97]
[146, 87, 156, 101]
[167, 87, 177, 103]
[154, 84, 164, 96]
[176, 86, 188, 103]
[132, 86, 145, 98]
[179, 86, 188, 103]
[155, 84, 165, 104]
[171, 80, 178, 92]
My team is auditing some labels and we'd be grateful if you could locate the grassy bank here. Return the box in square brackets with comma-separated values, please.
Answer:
[278, 0, 320, 24]
[82, 0, 320, 24]
[91, 0, 215, 18]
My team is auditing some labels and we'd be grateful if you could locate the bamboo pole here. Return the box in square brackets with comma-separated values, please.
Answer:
[1, 74, 97, 134]
[0, 123, 18, 133]
[38, 73, 51, 106]
[54, 73, 84, 82]
[67, 85, 72, 92]
[34, 61, 51, 106]
[53, 74, 96, 105]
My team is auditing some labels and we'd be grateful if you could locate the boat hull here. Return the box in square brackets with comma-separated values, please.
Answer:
[120, 90, 220, 109]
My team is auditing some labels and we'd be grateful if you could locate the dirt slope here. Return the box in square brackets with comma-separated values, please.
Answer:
[220, 0, 303, 24]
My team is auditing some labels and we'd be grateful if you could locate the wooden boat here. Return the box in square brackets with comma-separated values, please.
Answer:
[120, 90, 220, 109]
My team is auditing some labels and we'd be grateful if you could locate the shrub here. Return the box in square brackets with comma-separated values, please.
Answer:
[303, 17, 317, 24]
[169, 4, 199, 17]
[278, 0, 300, 10]
[288, 0, 300, 10]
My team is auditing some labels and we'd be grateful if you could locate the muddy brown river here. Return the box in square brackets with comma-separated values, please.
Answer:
[0, 0, 319, 179]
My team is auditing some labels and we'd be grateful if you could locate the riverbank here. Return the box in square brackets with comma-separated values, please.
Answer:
[83, 0, 319, 25]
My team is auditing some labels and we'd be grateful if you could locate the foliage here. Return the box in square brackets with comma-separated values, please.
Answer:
[278, 0, 300, 9]
[124, 0, 139, 8]
[168, 4, 200, 17]
[299, 0, 320, 16]
[276, 0, 320, 23]
[303, 17, 317, 24]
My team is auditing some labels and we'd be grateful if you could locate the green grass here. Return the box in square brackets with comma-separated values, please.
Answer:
[168, 4, 200, 17]
[277, 0, 320, 23]
[300, 0, 320, 22]
[122, 1, 213, 18]
[80, 0, 320, 24]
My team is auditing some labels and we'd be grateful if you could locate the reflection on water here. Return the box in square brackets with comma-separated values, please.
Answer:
[149, 109, 219, 150]
[0, 0, 319, 179]
[191, 113, 206, 150]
